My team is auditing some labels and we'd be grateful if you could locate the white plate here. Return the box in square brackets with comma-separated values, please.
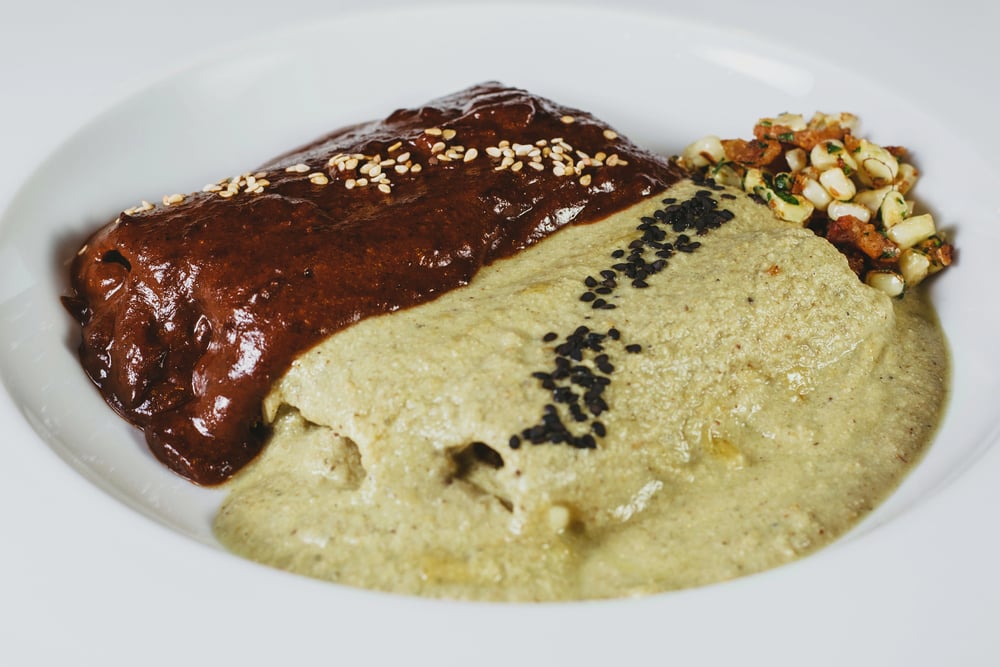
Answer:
[2, 4, 999, 665]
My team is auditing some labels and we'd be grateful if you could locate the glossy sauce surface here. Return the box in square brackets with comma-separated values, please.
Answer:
[63, 83, 684, 484]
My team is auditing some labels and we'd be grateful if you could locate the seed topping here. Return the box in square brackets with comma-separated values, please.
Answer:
[505, 188, 736, 452]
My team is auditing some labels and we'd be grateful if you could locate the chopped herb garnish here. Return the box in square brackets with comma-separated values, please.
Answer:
[774, 172, 793, 194]
[778, 132, 795, 143]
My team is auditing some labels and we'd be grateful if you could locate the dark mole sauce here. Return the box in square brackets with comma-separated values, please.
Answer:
[63, 83, 685, 484]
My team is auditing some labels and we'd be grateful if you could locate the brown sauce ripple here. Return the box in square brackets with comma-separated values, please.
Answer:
[63, 83, 685, 484]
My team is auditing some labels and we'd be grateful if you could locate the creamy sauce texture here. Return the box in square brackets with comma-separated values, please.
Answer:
[214, 181, 948, 600]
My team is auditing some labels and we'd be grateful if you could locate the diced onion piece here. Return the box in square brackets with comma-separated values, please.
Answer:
[809, 140, 857, 172]
[886, 213, 936, 249]
[854, 139, 900, 187]
[899, 248, 931, 286]
[827, 200, 872, 223]
[743, 168, 766, 193]
[767, 192, 814, 225]
[894, 162, 919, 195]
[853, 186, 893, 215]
[710, 163, 743, 188]
[681, 135, 725, 168]
[800, 177, 832, 211]
[768, 113, 807, 131]
[808, 111, 859, 133]
[866, 270, 905, 297]
[786, 148, 808, 173]
[819, 167, 857, 201]
[879, 190, 909, 228]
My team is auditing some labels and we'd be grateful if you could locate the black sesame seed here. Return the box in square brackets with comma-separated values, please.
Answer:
[611, 249, 625, 258]
[587, 398, 608, 416]
[543, 332, 558, 342]
[662, 197, 677, 204]
[580, 291, 596, 302]
[721, 193, 737, 200]
[553, 387, 578, 403]
[584, 276, 598, 287]
[607, 327, 620, 340]
[625, 344, 642, 353]
[592, 421, 606, 437]
[574, 326, 590, 337]
[509, 435, 521, 449]
[591, 298, 606, 309]
[595, 286, 613, 295]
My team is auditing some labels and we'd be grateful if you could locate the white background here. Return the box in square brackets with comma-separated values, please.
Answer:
[1, 1, 998, 665]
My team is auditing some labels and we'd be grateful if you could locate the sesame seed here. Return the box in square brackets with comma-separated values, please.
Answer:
[528, 161, 544, 171]
[442, 128, 457, 140]
[387, 141, 402, 152]
[309, 173, 329, 185]
[543, 332, 558, 342]
[424, 127, 443, 136]
[378, 183, 392, 194]
[485, 146, 502, 158]
[603, 129, 618, 140]
[560, 115, 575, 124]
[579, 174, 592, 187]
[395, 151, 411, 163]
[431, 141, 446, 153]
[394, 164, 409, 174]
[356, 178, 369, 187]
[463, 148, 478, 162]
[410, 164, 422, 173]
[163, 193, 184, 206]
[345, 178, 357, 189]
[511, 160, 523, 172]
[345, 158, 359, 170]
[218, 190, 235, 198]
